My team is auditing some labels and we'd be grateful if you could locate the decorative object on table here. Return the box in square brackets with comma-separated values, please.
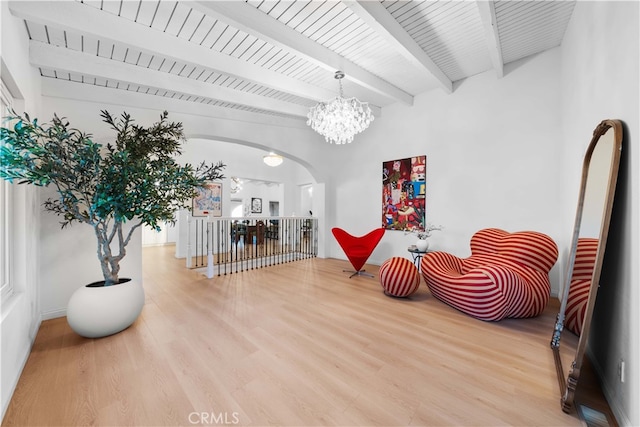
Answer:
[379, 257, 421, 298]
[415, 239, 429, 252]
[0, 110, 225, 337]
[405, 222, 443, 252]
[382, 156, 426, 232]
[192, 182, 222, 217]
[331, 227, 385, 278]
[307, 70, 374, 144]
[420, 228, 558, 321]
[251, 197, 262, 213]
[263, 152, 283, 167]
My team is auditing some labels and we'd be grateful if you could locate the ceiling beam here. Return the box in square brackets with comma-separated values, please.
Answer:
[345, 1, 453, 94]
[476, 1, 504, 78]
[40, 78, 307, 130]
[30, 41, 309, 118]
[190, 1, 414, 106]
[9, 0, 335, 102]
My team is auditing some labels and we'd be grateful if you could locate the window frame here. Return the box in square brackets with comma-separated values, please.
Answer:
[0, 79, 15, 302]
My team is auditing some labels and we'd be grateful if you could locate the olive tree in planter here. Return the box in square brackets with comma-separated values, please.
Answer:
[0, 110, 224, 337]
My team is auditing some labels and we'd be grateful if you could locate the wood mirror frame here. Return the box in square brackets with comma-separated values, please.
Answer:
[550, 119, 622, 413]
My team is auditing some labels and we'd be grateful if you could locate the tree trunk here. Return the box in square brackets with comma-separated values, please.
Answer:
[94, 225, 119, 286]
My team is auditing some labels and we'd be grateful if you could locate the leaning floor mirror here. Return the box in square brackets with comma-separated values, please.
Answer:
[550, 119, 622, 413]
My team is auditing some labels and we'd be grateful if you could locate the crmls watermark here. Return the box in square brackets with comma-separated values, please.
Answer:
[188, 411, 240, 425]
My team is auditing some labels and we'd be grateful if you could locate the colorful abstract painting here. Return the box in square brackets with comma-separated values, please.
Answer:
[192, 182, 222, 217]
[382, 156, 426, 232]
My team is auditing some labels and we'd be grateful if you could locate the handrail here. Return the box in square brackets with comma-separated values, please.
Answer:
[187, 216, 317, 277]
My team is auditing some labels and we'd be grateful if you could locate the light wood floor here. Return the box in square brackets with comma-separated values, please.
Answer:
[4, 245, 585, 426]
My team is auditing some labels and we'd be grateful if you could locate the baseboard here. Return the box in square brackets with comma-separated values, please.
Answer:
[1, 315, 41, 423]
[586, 348, 631, 426]
[142, 242, 175, 248]
[41, 308, 66, 321]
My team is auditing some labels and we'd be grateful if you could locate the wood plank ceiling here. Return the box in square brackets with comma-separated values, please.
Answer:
[9, 0, 576, 123]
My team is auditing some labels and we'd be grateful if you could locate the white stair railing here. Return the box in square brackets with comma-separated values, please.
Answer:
[187, 216, 317, 278]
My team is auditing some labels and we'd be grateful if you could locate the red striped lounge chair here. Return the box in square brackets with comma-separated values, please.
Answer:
[420, 228, 558, 321]
[564, 238, 599, 336]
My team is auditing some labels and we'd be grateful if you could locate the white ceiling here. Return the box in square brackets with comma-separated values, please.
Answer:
[9, 0, 576, 123]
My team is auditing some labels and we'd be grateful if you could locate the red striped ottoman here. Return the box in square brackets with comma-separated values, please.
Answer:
[379, 257, 421, 297]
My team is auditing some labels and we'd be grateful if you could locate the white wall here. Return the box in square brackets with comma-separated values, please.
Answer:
[325, 48, 566, 292]
[561, 2, 639, 425]
[0, 1, 42, 420]
[234, 181, 283, 217]
[299, 184, 313, 217]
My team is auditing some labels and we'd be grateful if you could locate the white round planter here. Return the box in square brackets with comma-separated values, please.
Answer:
[67, 278, 145, 338]
[415, 239, 430, 252]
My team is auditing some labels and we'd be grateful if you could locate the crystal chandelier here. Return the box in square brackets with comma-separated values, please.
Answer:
[307, 71, 374, 144]
[263, 152, 283, 167]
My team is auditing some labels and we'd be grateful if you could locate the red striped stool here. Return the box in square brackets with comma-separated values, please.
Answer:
[379, 257, 421, 298]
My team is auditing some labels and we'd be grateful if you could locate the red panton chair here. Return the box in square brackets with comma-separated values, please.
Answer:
[420, 228, 558, 321]
[332, 227, 386, 278]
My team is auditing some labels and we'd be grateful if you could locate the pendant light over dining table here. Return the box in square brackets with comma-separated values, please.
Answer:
[307, 71, 374, 145]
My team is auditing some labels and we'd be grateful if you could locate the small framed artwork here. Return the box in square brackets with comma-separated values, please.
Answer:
[192, 182, 222, 217]
[251, 197, 262, 214]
